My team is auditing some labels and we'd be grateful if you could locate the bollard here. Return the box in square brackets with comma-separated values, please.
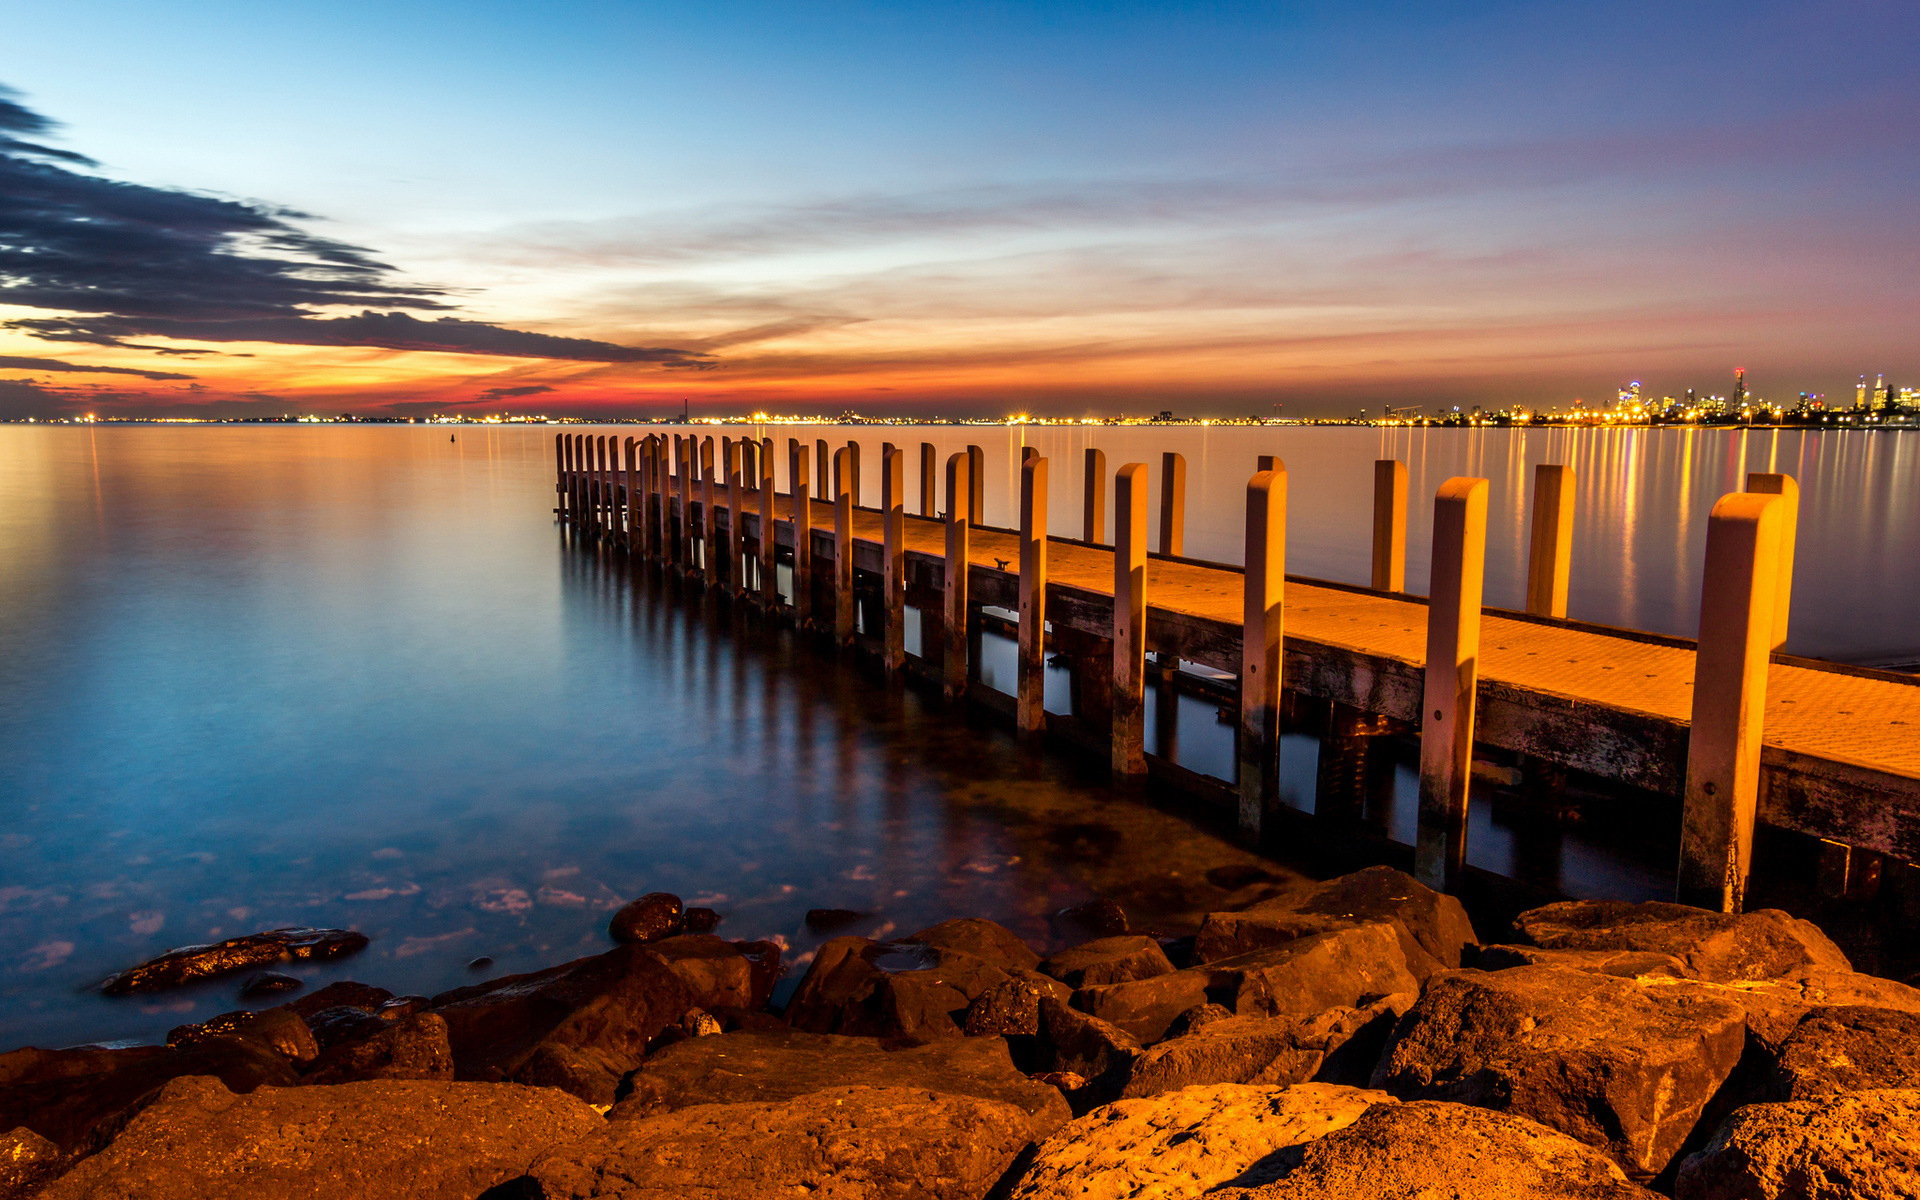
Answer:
[967, 445, 985, 524]
[1113, 463, 1149, 779]
[1745, 473, 1798, 649]
[944, 452, 972, 698]
[1083, 447, 1107, 544]
[882, 446, 906, 670]
[1018, 455, 1049, 734]
[833, 447, 855, 645]
[1158, 452, 1186, 557]
[1239, 463, 1287, 838]
[701, 437, 718, 583]
[1372, 460, 1407, 592]
[759, 443, 778, 605]
[1414, 476, 1490, 892]
[919, 442, 937, 517]
[1525, 464, 1574, 618]
[1678, 491, 1786, 912]
[789, 441, 812, 619]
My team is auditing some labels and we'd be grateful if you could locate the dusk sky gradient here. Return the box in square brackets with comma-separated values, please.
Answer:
[2, 0, 1916, 417]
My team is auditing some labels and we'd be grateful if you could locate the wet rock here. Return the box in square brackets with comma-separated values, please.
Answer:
[1195, 865, 1474, 979]
[1675, 1088, 1920, 1200]
[300, 1006, 389, 1052]
[428, 942, 695, 1104]
[168, 1007, 318, 1065]
[783, 936, 1009, 1042]
[530, 1086, 1035, 1200]
[1007, 1082, 1389, 1200]
[1052, 897, 1129, 942]
[1120, 997, 1410, 1098]
[608, 892, 685, 944]
[1210, 1099, 1659, 1199]
[804, 907, 866, 932]
[1036, 998, 1141, 1106]
[613, 1028, 1070, 1134]
[37, 1075, 600, 1200]
[1769, 1006, 1920, 1099]
[1374, 965, 1748, 1177]
[1512, 900, 1851, 983]
[304, 1012, 455, 1084]
[282, 980, 392, 1020]
[0, 1126, 61, 1200]
[682, 906, 720, 933]
[906, 917, 1042, 972]
[98, 927, 369, 995]
[238, 971, 303, 998]
[1468, 943, 1690, 977]
[645, 934, 775, 1011]
[1039, 935, 1175, 988]
[378, 994, 431, 1020]
[963, 976, 1047, 1037]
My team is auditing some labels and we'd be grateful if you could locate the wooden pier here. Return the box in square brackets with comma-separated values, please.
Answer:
[553, 431, 1920, 912]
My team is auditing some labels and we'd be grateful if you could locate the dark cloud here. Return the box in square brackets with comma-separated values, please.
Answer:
[477, 384, 555, 401]
[0, 354, 193, 381]
[0, 86, 708, 367]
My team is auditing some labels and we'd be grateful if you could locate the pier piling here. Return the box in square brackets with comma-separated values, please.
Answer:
[1239, 463, 1287, 839]
[883, 446, 907, 670]
[1745, 472, 1799, 648]
[1525, 464, 1574, 618]
[789, 441, 812, 619]
[701, 438, 718, 583]
[1415, 476, 1490, 892]
[1372, 460, 1408, 592]
[1113, 463, 1149, 780]
[834, 448, 856, 644]
[1083, 448, 1107, 545]
[1018, 455, 1049, 734]
[1158, 452, 1186, 557]
[967, 446, 985, 524]
[919, 443, 937, 517]
[944, 453, 972, 699]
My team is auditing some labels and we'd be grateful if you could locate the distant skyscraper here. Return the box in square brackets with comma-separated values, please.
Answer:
[1874, 374, 1889, 411]
[1858, 375, 1870, 410]
[1733, 368, 1748, 409]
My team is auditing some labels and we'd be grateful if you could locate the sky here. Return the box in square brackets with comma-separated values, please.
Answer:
[1, 0, 1916, 419]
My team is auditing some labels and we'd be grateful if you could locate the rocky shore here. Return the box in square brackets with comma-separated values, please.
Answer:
[4, 867, 1918, 1198]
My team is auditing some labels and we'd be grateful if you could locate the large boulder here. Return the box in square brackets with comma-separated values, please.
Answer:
[98, 927, 369, 994]
[303, 1012, 455, 1085]
[0, 1039, 297, 1153]
[427, 942, 695, 1103]
[1209, 1100, 1660, 1199]
[1469, 943, 1691, 978]
[1119, 997, 1409, 1098]
[37, 1075, 599, 1200]
[1511, 901, 1850, 983]
[1036, 999, 1141, 1106]
[1040, 936, 1175, 988]
[608, 892, 684, 944]
[645, 934, 780, 1012]
[528, 1086, 1035, 1200]
[168, 1008, 318, 1066]
[783, 936, 1008, 1042]
[1639, 971, 1920, 1053]
[905, 918, 1042, 972]
[1676, 1089, 1920, 1200]
[1006, 1082, 1389, 1199]
[0, 1126, 60, 1199]
[1195, 866, 1475, 977]
[1373, 965, 1747, 1178]
[1768, 1006, 1920, 1099]
[611, 1028, 1070, 1135]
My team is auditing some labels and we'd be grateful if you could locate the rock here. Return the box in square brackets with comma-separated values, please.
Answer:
[1468, 943, 1691, 977]
[0, 1126, 61, 1199]
[1036, 998, 1140, 1105]
[467, 956, 495, 971]
[1640, 970, 1920, 1052]
[1039, 935, 1175, 988]
[679, 1009, 723, 1037]
[1052, 897, 1129, 942]
[1032, 1070, 1085, 1091]
[531, 1086, 1034, 1200]
[906, 917, 1042, 972]
[783, 936, 1008, 1042]
[37, 1075, 600, 1200]
[1206, 863, 1284, 890]
[304, 1012, 455, 1084]
[168, 1007, 318, 1065]
[1512, 900, 1851, 983]
[1769, 1006, 1920, 1099]
[0, 1038, 297, 1152]
[612, 1027, 1070, 1134]
[682, 906, 720, 933]
[804, 907, 866, 932]
[1675, 1089, 1920, 1200]
[1374, 965, 1748, 1177]
[1210, 1099, 1659, 1199]
[300, 1006, 389, 1052]
[428, 942, 695, 1104]
[282, 980, 392, 1020]
[1120, 998, 1408, 1098]
[378, 995, 431, 1019]
[238, 971, 303, 998]
[645, 934, 776, 1011]
[1168, 1002, 1235, 1037]
[1007, 1082, 1388, 1199]
[608, 892, 685, 944]
[1195, 865, 1475, 979]
[963, 976, 1046, 1037]
[98, 927, 369, 995]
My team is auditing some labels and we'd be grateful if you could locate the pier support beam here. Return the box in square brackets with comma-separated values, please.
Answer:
[834, 448, 856, 645]
[1745, 472, 1798, 648]
[1159, 452, 1186, 557]
[1113, 462, 1149, 780]
[624, 438, 639, 549]
[1018, 454, 1049, 734]
[1679, 491, 1786, 913]
[758, 443, 778, 605]
[882, 446, 906, 670]
[816, 440, 829, 502]
[1083, 448, 1107, 545]
[967, 445, 985, 524]
[725, 440, 745, 591]
[555, 434, 567, 521]
[1239, 463, 1287, 838]
[789, 441, 812, 620]
[919, 443, 937, 517]
[1373, 459, 1407, 592]
[1415, 476, 1490, 892]
[701, 437, 718, 584]
[944, 453, 972, 699]
[1525, 463, 1574, 618]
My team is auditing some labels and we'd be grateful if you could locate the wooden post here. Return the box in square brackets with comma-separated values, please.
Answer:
[555, 433, 567, 519]
[1018, 455, 1049, 734]
[1158, 452, 1186, 557]
[646, 436, 663, 557]
[597, 436, 612, 537]
[919, 443, 937, 516]
[1745, 472, 1798, 649]
[558, 434, 572, 523]
[944, 452, 972, 699]
[1239, 463, 1287, 838]
[846, 441, 861, 508]
[759, 442, 778, 605]
[1525, 464, 1574, 618]
[790, 441, 812, 620]
[725, 439, 743, 589]
[740, 437, 757, 493]
[624, 437, 639, 549]
[1113, 463, 1149, 779]
[833, 447, 856, 644]
[967, 445, 984, 524]
[1415, 476, 1490, 892]
[816, 440, 829, 500]
[701, 437, 718, 583]
[1372, 459, 1407, 592]
[1256, 454, 1277, 471]
[1083, 447, 1107, 544]
[882, 446, 906, 670]
[1679, 491, 1786, 912]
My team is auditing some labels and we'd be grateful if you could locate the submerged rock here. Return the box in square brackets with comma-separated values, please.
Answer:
[682, 906, 721, 933]
[168, 1007, 318, 1065]
[803, 907, 866, 932]
[1511, 900, 1851, 983]
[1676, 1088, 1920, 1200]
[237, 971, 303, 998]
[283, 980, 392, 1020]
[608, 892, 685, 944]
[98, 927, 368, 995]
[1052, 897, 1129, 942]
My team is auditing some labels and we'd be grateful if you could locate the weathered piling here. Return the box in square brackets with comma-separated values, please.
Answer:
[758, 441, 778, 604]
[1112, 463, 1149, 780]
[1746, 472, 1798, 648]
[1679, 491, 1787, 912]
[555, 434, 567, 520]
[967, 445, 985, 524]
[919, 443, 937, 517]
[1017, 455, 1048, 734]
[1158, 452, 1186, 557]
[1239, 463, 1287, 839]
[834, 448, 856, 644]
[1525, 464, 1574, 618]
[650, 435, 668, 557]
[943, 452, 972, 699]
[1372, 459, 1407, 592]
[882, 446, 907, 671]
[1415, 476, 1490, 892]
[816, 440, 829, 500]
[624, 438, 639, 548]
[701, 437, 718, 584]
[789, 440, 812, 619]
[1083, 448, 1107, 545]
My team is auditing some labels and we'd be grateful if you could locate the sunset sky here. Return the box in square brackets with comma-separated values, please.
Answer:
[2, 1, 1916, 418]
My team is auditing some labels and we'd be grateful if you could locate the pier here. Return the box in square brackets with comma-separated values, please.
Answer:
[553, 432, 1920, 913]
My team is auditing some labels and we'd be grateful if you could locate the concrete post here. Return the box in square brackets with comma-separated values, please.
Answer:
[1415, 476, 1490, 892]
[1113, 463, 1149, 779]
[1083, 447, 1107, 544]
[1239, 463, 1287, 838]
[1678, 491, 1786, 913]
[1745, 473, 1798, 649]
[919, 442, 937, 517]
[1158, 452, 1186, 557]
[1372, 459, 1407, 592]
[833, 447, 856, 645]
[1018, 455, 1049, 734]
[944, 452, 972, 699]
[1525, 464, 1574, 618]
[790, 440, 812, 619]
[967, 445, 985, 524]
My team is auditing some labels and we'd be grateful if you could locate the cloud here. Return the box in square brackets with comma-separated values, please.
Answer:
[0, 354, 193, 381]
[477, 384, 554, 401]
